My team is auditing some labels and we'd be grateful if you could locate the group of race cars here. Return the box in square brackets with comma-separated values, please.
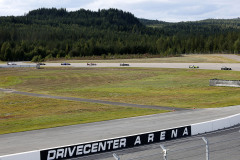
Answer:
[189, 65, 232, 70]
[37, 62, 130, 66]
[7, 62, 233, 70]
[60, 63, 231, 69]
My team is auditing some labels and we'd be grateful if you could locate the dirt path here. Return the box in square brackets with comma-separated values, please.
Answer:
[0, 88, 186, 111]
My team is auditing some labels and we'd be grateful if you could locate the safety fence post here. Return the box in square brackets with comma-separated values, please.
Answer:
[160, 144, 168, 160]
[113, 153, 120, 160]
[202, 137, 209, 160]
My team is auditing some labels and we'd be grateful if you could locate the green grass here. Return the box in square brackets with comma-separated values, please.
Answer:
[0, 93, 166, 134]
[1, 67, 240, 134]
[1, 67, 240, 109]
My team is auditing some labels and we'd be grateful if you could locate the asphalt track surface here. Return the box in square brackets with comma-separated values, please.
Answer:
[73, 125, 240, 160]
[0, 106, 239, 156]
[1, 61, 240, 71]
[30, 62, 240, 71]
[0, 59, 240, 157]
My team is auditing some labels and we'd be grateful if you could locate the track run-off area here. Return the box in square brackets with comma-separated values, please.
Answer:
[0, 88, 185, 111]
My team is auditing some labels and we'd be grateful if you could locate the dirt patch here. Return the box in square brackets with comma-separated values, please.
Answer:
[0, 115, 16, 120]
[217, 54, 240, 62]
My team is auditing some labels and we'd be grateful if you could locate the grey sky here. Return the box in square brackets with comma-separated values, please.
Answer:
[0, 0, 239, 22]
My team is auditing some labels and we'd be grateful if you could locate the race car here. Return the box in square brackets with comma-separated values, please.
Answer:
[38, 62, 46, 65]
[189, 65, 199, 68]
[61, 62, 71, 65]
[7, 62, 17, 65]
[87, 63, 97, 66]
[221, 66, 232, 70]
[120, 63, 130, 66]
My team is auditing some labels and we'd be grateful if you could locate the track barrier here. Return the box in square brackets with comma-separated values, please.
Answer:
[0, 113, 239, 160]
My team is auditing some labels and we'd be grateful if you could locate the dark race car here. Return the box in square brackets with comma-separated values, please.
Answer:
[221, 66, 232, 70]
[87, 63, 97, 66]
[120, 63, 130, 66]
[61, 62, 71, 65]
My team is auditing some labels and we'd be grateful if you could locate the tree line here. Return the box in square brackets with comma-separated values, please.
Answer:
[0, 8, 240, 62]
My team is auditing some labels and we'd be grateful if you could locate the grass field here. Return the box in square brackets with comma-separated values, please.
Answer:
[1, 67, 240, 134]
[1, 67, 240, 108]
[48, 54, 239, 63]
[0, 93, 166, 134]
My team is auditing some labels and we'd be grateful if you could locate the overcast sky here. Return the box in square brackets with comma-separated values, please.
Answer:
[0, 0, 239, 22]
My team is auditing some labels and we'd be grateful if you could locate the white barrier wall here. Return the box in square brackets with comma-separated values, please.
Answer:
[191, 113, 240, 135]
[229, 114, 240, 126]
[0, 151, 40, 160]
[0, 113, 239, 160]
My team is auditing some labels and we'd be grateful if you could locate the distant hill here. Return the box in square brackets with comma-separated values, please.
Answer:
[0, 8, 240, 62]
[139, 18, 240, 36]
[138, 18, 169, 25]
[139, 18, 240, 27]
[24, 8, 144, 32]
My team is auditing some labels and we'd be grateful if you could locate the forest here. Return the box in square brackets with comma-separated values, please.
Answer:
[0, 8, 240, 62]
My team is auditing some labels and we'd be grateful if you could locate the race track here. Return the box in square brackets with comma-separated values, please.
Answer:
[0, 58, 240, 158]
[0, 106, 239, 156]
[36, 62, 240, 71]
[75, 125, 240, 160]
[1, 62, 240, 71]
